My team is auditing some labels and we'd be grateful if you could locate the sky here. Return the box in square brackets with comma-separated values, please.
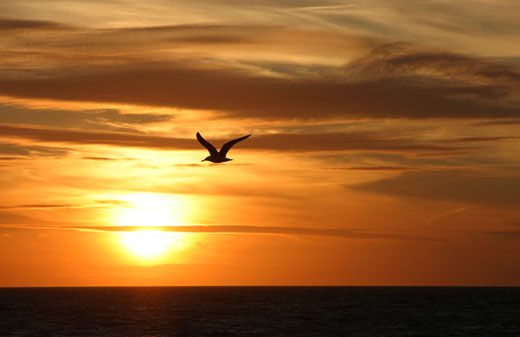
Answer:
[1, 0, 520, 286]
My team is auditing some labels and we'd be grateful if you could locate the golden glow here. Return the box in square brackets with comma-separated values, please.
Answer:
[117, 193, 181, 227]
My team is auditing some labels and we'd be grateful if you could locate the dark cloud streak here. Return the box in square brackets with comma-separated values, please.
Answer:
[0, 18, 76, 31]
[0, 142, 70, 157]
[0, 204, 76, 210]
[0, 65, 517, 120]
[0, 105, 172, 131]
[0, 124, 461, 153]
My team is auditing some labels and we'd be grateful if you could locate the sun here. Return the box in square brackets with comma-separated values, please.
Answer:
[121, 230, 179, 258]
[111, 193, 191, 260]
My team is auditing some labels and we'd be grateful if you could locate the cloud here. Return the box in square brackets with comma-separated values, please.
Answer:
[0, 18, 519, 120]
[0, 18, 363, 62]
[346, 42, 520, 85]
[247, 133, 457, 153]
[0, 204, 76, 210]
[0, 104, 172, 132]
[351, 170, 520, 206]
[0, 18, 75, 31]
[1, 0, 519, 60]
[487, 231, 520, 240]
[388, 0, 520, 37]
[0, 57, 518, 121]
[81, 156, 118, 161]
[0, 124, 463, 154]
[0, 142, 70, 157]
[475, 120, 520, 126]
[109, 23, 274, 44]
[0, 124, 195, 150]
[0, 156, 26, 161]
[0, 224, 443, 241]
[448, 136, 519, 143]
[324, 166, 413, 171]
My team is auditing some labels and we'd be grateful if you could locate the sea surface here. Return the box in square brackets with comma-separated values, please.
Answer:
[0, 287, 519, 336]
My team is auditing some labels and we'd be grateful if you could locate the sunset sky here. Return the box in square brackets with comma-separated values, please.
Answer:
[1, 0, 520, 286]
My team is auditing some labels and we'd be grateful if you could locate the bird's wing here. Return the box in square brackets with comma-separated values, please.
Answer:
[219, 134, 251, 157]
[197, 132, 218, 156]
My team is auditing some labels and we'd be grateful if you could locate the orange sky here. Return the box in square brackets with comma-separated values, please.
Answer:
[1, 0, 520, 286]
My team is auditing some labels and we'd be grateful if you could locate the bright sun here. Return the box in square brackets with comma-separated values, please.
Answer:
[121, 230, 178, 257]
[113, 193, 190, 259]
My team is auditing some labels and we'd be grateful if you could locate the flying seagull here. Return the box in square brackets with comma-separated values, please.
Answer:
[197, 132, 251, 163]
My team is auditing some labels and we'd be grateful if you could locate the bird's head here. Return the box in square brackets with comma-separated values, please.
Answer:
[202, 156, 211, 162]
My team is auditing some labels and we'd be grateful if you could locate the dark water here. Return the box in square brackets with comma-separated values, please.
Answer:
[0, 287, 519, 337]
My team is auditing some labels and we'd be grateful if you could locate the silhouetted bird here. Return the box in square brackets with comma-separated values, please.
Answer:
[197, 132, 251, 163]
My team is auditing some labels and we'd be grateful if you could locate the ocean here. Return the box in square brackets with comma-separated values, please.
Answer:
[0, 287, 518, 336]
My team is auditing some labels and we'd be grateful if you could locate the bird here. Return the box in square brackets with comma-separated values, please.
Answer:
[197, 132, 251, 163]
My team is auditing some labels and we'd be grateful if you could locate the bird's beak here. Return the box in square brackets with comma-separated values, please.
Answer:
[201, 159, 205, 162]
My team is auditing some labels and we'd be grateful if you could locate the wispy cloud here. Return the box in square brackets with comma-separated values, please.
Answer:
[323, 166, 413, 171]
[0, 18, 76, 31]
[0, 103, 172, 132]
[351, 170, 520, 207]
[0, 124, 465, 154]
[0, 142, 70, 157]
[0, 224, 444, 241]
